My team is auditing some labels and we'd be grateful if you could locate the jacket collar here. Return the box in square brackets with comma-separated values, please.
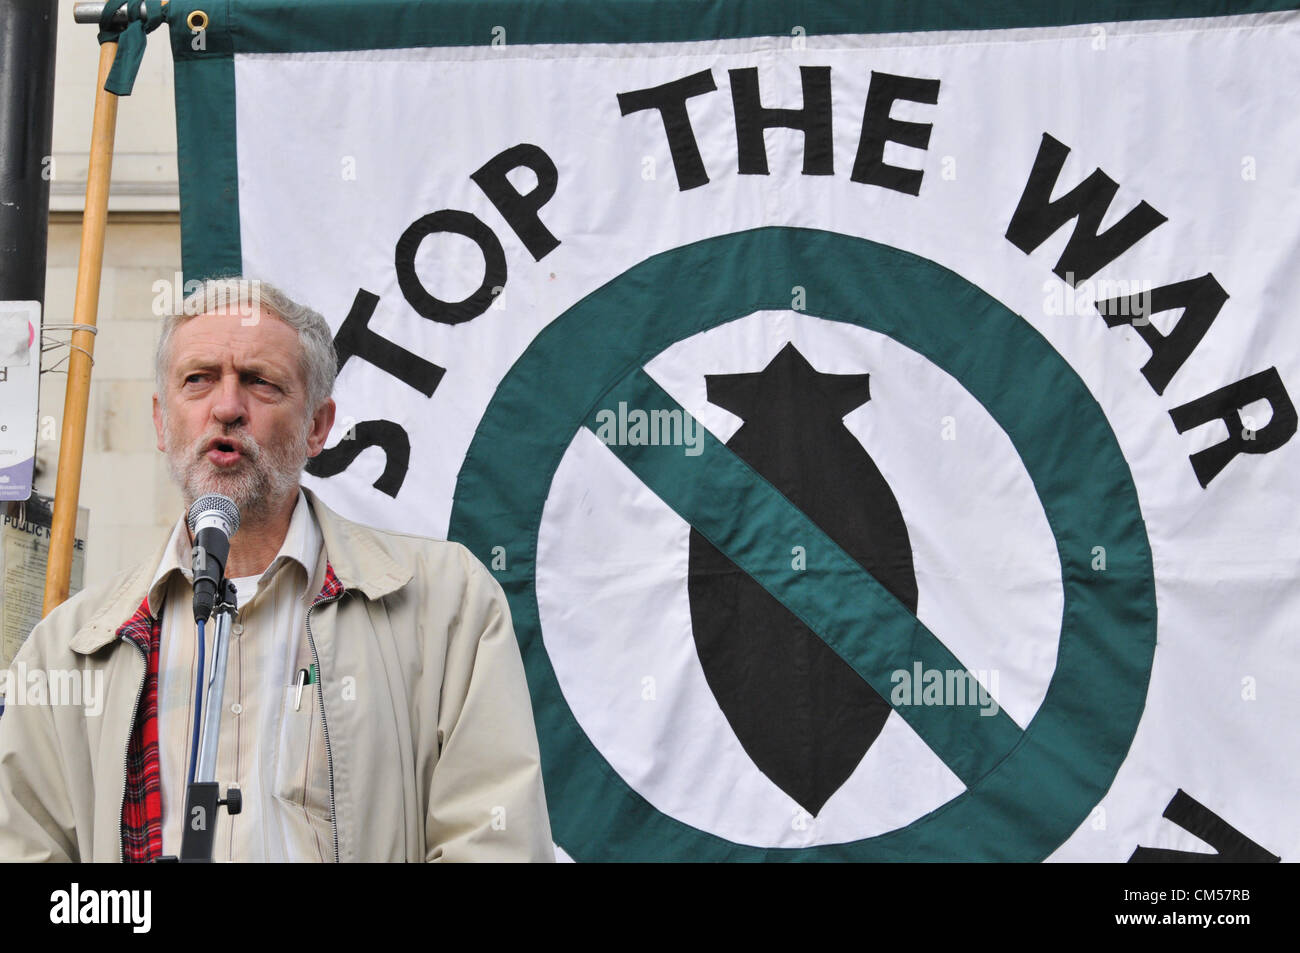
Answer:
[67, 485, 413, 655]
[69, 556, 162, 655]
[301, 487, 412, 600]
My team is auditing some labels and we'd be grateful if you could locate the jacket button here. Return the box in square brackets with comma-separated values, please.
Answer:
[230, 703, 243, 715]
[232, 623, 244, 635]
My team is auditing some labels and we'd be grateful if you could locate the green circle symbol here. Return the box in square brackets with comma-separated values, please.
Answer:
[449, 227, 1156, 861]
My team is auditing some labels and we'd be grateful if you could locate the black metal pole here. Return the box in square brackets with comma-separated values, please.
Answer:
[0, 0, 58, 504]
[0, 0, 58, 306]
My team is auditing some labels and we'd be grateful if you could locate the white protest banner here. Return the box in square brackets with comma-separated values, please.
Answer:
[162, 0, 1299, 861]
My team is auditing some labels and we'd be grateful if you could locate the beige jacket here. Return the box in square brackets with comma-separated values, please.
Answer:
[0, 489, 554, 862]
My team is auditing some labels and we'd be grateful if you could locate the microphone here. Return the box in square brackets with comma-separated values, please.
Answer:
[188, 494, 241, 622]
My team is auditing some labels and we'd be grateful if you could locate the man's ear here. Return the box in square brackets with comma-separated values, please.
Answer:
[306, 398, 337, 457]
[153, 393, 166, 452]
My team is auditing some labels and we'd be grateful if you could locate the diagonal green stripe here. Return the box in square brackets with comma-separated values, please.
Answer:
[586, 368, 1023, 788]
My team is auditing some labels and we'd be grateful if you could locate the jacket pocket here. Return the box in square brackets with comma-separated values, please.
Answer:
[272, 685, 334, 859]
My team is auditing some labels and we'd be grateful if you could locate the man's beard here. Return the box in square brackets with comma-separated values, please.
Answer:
[164, 417, 307, 524]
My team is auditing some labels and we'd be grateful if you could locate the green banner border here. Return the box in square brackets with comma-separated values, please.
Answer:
[172, 45, 240, 282]
[168, 0, 1300, 56]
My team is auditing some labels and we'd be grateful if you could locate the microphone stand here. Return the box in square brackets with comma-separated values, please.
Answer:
[161, 579, 243, 862]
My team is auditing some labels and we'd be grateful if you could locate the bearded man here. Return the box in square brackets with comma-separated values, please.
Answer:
[0, 279, 554, 862]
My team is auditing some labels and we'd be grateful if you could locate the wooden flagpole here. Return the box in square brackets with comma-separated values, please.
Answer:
[41, 40, 121, 616]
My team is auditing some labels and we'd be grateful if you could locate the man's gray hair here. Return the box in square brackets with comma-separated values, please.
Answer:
[155, 277, 337, 413]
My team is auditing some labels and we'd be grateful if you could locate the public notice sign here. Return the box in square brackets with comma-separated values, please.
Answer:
[1, 496, 87, 672]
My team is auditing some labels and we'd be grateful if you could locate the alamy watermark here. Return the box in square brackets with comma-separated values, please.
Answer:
[890, 663, 1000, 717]
[50, 883, 150, 933]
[1043, 273, 1155, 321]
[0, 663, 104, 717]
[151, 273, 263, 325]
[594, 401, 705, 457]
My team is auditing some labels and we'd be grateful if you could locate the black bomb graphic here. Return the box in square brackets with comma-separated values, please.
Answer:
[687, 342, 918, 815]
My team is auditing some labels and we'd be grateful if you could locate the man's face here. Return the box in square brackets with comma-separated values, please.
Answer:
[153, 306, 335, 522]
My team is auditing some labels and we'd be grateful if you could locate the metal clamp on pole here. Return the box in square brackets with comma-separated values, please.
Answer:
[72, 2, 162, 25]
[40, 324, 101, 372]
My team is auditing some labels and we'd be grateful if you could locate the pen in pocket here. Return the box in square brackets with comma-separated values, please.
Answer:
[293, 665, 320, 711]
